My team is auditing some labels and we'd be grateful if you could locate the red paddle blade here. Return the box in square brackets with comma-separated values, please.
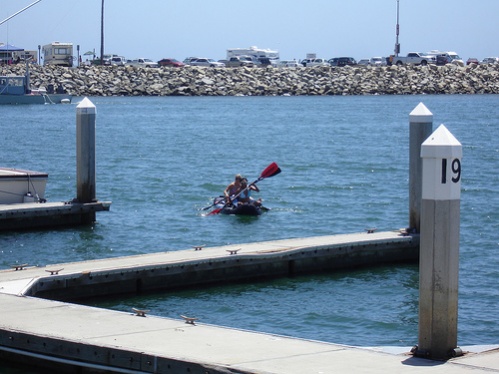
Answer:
[270, 167, 281, 178]
[260, 162, 280, 179]
[207, 207, 222, 216]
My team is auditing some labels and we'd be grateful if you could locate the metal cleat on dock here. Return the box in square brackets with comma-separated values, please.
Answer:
[193, 245, 206, 251]
[45, 268, 64, 275]
[226, 248, 241, 255]
[11, 264, 28, 271]
[181, 315, 198, 325]
[132, 308, 150, 317]
[399, 227, 416, 236]
[366, 228, 377, 234]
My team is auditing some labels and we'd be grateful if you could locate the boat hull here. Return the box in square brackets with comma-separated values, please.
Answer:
[0, 94, 72, 105]
[220, 204, 262, 216]
[46, 94, 73, 104]
[0, 168, 48, 204]
[211, 197, 265, 216]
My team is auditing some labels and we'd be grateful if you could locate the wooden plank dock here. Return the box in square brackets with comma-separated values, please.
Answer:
[1, 231, 498, 373]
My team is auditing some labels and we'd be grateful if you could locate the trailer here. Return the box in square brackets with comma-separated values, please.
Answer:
[42, 42, 74, 67]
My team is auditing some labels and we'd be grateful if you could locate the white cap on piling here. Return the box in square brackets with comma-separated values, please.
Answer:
[421, 124, 462, 159]
[421, 124, 462, 200]
[410, 102, 433, 123]
[76, 97, 96, 115]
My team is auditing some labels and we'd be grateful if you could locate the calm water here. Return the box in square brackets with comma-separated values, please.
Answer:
[1, 95, 498, 371]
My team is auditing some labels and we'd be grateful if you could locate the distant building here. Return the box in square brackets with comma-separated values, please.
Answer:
[16, 50, 38, 63]
[0, 43, 24, 64]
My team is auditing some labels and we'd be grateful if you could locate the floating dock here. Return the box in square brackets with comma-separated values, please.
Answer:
[1, 231, 498, 373]
[0, 200, 111, 231]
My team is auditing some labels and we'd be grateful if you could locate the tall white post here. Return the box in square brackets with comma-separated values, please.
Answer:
[76, 97, 96, 204]
[418, 124, 462, 359]
[409, 103, 433, 233]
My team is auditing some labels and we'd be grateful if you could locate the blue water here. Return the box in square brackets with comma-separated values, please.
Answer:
[1, 95, 498, 371]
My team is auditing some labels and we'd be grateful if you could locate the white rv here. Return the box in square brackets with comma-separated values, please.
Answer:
[226, 46, 279, 64]
[42, 42, 74, 67]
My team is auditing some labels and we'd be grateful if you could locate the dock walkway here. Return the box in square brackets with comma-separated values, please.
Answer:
[1, 231, 498, 373]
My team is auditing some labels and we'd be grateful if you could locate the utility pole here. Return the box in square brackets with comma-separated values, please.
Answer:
[395, 0, 400, 57]
[100, 0, 105, 65]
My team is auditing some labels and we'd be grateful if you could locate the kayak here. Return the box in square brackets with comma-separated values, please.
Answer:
[204, 163, 280, 217]
[220, 203, 263, 216]
[211, 196, 264, 216]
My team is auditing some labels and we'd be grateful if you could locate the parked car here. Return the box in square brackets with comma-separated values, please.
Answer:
[309, 58, 329, 67]
[110, 56, 126, 66]
[436, 55, 452, 66]
[224, 56, 254, 67]
[329, 57, 357, 67]
[440, 52, 464, 67]
[481, 57, 499, 64]
[158, 58, 184, 67]
[238, 56, 257, 65]
[447, 52, 464, 66]
[278, 60, 301, 68]
[466, 58, 480, 65]
[190, 58, 225, 67]
[300, 58, 329, 67]
[357, 59, 370, 65]
[90, 58, 111, 66]
[127, 58, 159, 68]
[392, 52, 435, 66]
[300, 58, 312, 66]
[369, 57, 385, 66]
[426, 51, 463, 67]
[255, 57, 277, 67]
[183, 57, 200, 65]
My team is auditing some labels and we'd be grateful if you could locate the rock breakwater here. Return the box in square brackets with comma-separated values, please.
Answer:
[2, 63, 499, 96]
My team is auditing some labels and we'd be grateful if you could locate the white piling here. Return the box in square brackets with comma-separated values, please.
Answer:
[76, 97, 96, 204]
[409, 103, 433, 233]
[418, 124, 462, 359]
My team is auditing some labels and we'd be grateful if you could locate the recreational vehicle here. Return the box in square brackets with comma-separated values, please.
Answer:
[42, 42, 73, 67]
[226, 46, 279, 64]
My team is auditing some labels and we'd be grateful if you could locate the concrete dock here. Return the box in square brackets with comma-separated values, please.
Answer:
[1, 231, 498, 373]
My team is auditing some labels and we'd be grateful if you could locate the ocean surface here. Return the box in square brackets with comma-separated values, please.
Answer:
[1, 94, 498, 372]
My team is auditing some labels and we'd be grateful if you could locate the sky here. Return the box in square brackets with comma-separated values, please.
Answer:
[1, 0, 498, 63]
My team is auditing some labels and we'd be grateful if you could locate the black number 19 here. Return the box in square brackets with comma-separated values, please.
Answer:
[441, 158, 461, 184]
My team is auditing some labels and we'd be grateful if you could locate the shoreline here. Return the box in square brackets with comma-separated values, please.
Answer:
[2, 63, 499, 97]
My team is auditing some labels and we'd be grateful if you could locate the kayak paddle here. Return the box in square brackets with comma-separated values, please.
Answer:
[202, 196, 225, 211]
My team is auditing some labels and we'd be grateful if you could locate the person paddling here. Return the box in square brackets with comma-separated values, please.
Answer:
[237, 178, 261, 206]
[224, 174, 242, 205]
